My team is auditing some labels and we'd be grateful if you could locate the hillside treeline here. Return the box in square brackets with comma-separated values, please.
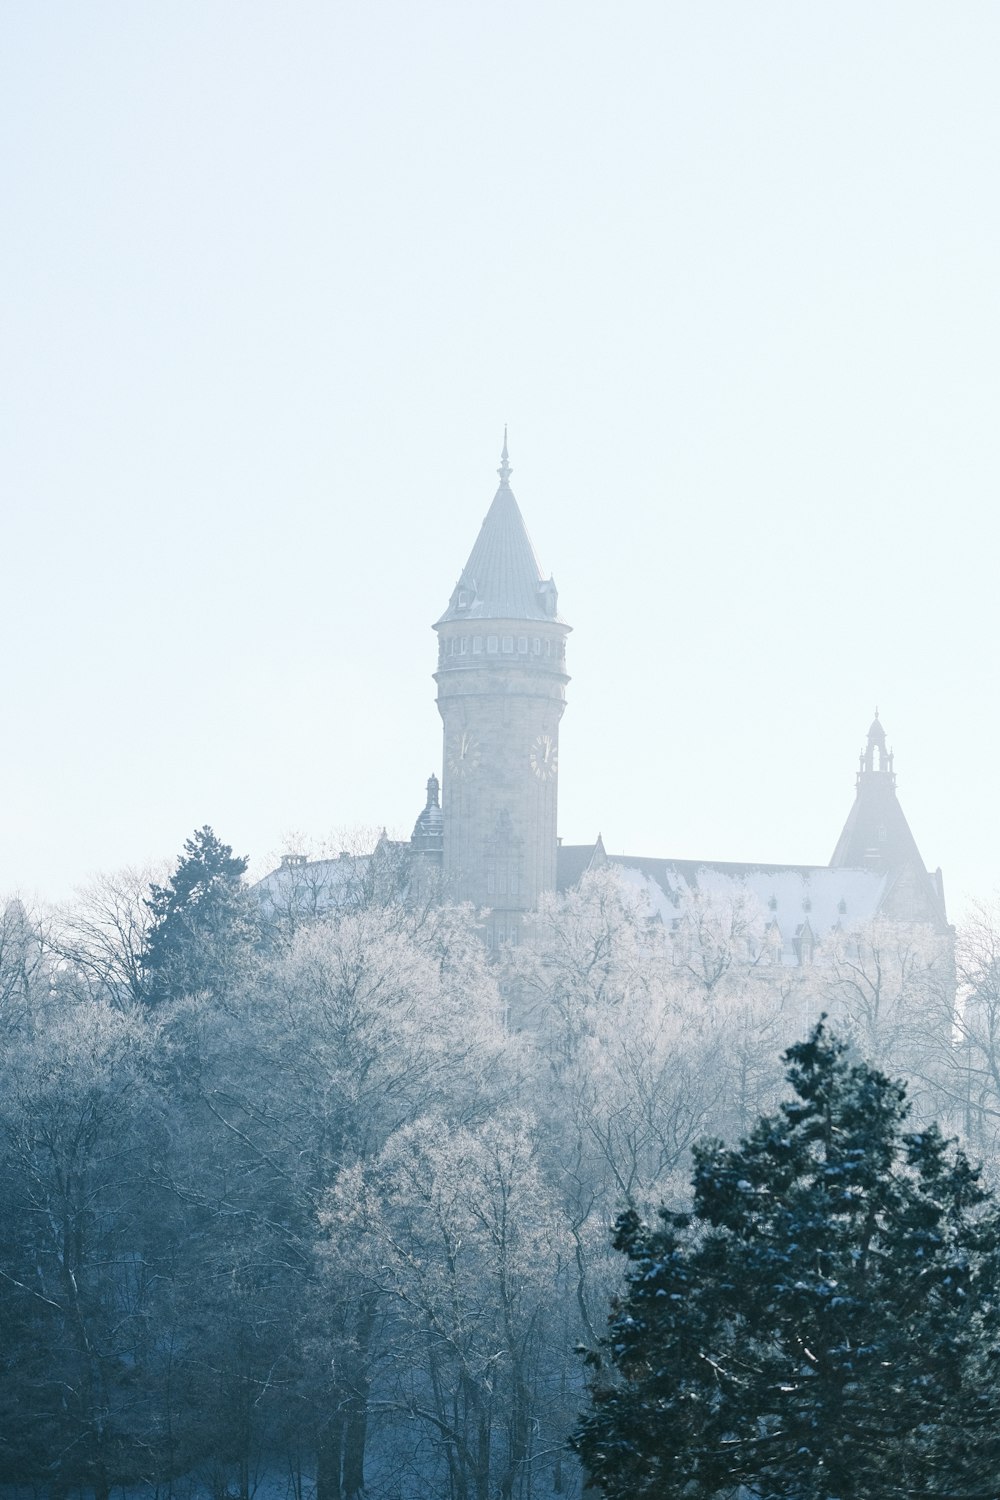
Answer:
[0, 829, 997, 1500]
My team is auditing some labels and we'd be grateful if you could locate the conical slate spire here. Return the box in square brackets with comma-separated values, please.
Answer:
[436, 436, 562, 624]
[830, 712, 922, 871]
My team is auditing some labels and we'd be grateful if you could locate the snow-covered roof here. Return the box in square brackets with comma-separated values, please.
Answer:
[557, 845, 896, 965]
[255, 853, 373, 917]
[616, 860, 887, 966]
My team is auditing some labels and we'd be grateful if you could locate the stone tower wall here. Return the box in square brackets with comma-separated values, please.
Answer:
[435, 618, 568, 943]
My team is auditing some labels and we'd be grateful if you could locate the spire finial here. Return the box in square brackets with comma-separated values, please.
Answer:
[497, 425, 512, 484]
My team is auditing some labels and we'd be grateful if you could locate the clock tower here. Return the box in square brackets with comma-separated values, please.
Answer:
[434, 435, 570, 946]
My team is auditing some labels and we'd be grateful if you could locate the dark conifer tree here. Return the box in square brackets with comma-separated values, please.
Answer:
[144, 826, 258, 1003]
[574, 1022, 1000, 1500]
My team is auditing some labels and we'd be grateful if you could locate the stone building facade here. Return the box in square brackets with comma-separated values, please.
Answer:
[260, 438, 948, 954]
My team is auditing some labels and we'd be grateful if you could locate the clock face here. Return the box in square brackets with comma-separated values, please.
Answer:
[529, 732, 558, 781]
[448, 729, 481, 778]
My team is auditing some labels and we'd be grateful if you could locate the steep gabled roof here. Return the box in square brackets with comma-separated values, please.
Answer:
[821, 712, 945, 925]
[830, 713, 928, 873]
[829, 773, 928, 871]
[436, 435, 563, 625]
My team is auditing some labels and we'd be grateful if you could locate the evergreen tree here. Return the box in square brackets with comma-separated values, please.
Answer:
[574, 1022, 1000, 1500]
[144, 826, 257, 1003]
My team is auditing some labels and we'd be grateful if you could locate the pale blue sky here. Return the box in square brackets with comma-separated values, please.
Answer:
[2, 2, 998, 914]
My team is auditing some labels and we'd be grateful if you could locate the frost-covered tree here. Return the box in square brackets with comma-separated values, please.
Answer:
[807, 918, 955, 1122]
[574, 1023, 1000, 1500]
[513, 872, 796, 1337]
[159, 898, 515, 1500]
[324, 1111, 567, 1500]
[0, 896, 53, 1030]
[952, 899, 1000, 1158]
[0, 999, 173, 1498]
[55, 864, 166, 1009]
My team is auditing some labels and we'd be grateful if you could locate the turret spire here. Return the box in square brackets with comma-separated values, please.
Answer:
[436, 437, 563, 624]
[410, 771, 443, 848]
[830, 710, 925, 872]
[862, 709, 891, 778]
[497, 426, 512, 485]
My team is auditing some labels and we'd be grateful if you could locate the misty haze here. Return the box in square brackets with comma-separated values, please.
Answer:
[3, 4, 1000, 1500]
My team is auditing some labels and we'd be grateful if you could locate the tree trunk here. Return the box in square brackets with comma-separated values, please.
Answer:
[498, 1370, 532, 1500]
[315, 1419, 343, 1500]
[474, 1408, 491, 1500]
[91, 1462, 110, 1500]
[341, 1401, 368, 1500]
[341, 1291, 378, 1498]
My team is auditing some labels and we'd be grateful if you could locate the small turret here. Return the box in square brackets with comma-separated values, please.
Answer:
[830, 711, 931, 884]
[410, 773, 444, 851]
[860, 709, 895, 779]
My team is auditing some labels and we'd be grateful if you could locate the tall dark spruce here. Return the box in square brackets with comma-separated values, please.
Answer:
[574, 1022, 1000, 1500]
[143, 825, 257, 1003]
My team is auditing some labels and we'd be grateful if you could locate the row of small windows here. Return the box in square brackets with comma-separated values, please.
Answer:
[440, 635, 564, 661]
[670, 922, 813, 967]
[487, 865, 520, 897]
[485, 920, 520, 949]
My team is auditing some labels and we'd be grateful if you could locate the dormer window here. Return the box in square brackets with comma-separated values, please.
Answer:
[537, 578, 557, 617]
[456, 589, 470, 610]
